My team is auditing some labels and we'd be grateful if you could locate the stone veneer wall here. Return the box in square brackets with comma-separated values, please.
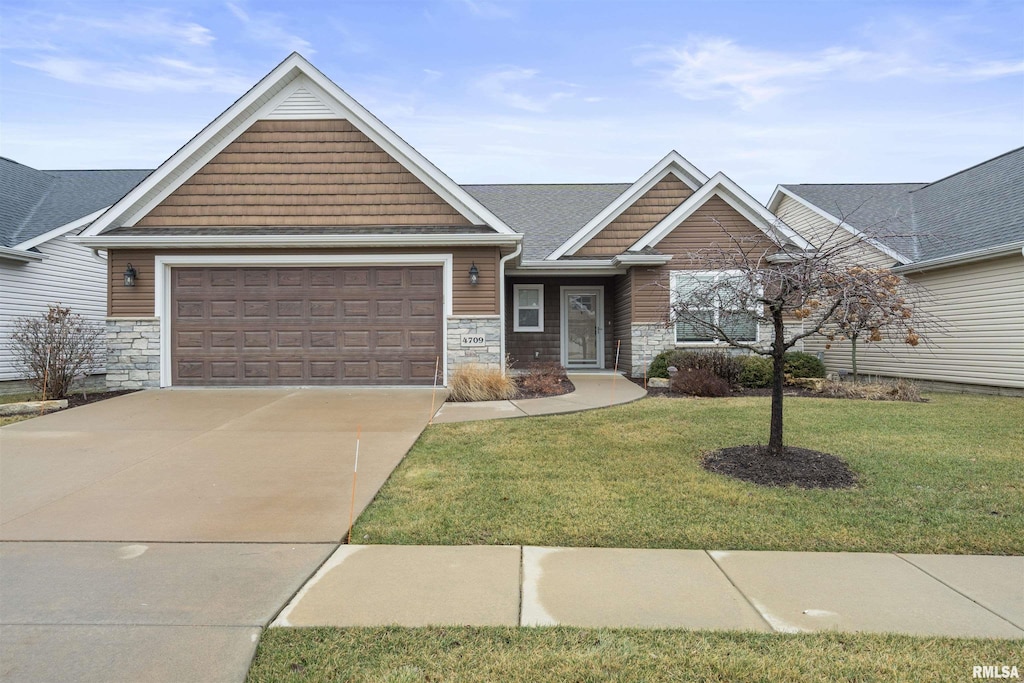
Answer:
[106, 318, 160, 389]
[446, 317, 502, 380]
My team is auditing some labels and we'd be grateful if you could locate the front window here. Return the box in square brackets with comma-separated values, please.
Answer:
[672, 271, 758, 343]
[513, 284, 544, 332]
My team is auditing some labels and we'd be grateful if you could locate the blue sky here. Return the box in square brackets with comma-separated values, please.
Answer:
[1, 0, 1022, 201]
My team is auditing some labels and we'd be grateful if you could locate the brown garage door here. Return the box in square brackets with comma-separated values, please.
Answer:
[171, 266, 443, 386]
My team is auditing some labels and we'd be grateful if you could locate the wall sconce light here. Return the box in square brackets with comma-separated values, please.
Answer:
[124, 263, 138, 287]
[468, 262, 479, 286]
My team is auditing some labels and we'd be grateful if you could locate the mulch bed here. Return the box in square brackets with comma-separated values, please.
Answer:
[65, 389, 138, 408]
[514, 376, 575, 400]
[628, 376, 821, 399]
[703, 445, 858, 489]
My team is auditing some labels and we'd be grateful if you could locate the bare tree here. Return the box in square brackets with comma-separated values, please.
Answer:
[8, 304, 104, 399]
[669, 224, 926, 457]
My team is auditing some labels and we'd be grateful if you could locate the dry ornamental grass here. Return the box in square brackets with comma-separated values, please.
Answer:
[447, 363, 518, 402]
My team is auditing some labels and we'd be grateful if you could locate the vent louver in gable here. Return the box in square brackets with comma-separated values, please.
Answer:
[265, 86, 339, 119]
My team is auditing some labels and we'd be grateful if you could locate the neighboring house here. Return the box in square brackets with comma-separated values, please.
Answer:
[769, 147, 1024, 394]
[78, 53, 810, 389]
[0, 158, 150, 383]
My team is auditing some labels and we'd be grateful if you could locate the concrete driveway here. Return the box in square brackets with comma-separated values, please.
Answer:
[0, 388, 437, 682]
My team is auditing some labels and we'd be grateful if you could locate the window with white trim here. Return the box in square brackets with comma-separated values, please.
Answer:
[671, 271, 759, 343]
[513, 284, 544, 332]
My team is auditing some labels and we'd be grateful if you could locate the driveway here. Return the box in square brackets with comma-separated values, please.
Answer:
[0, 388, 437, 682]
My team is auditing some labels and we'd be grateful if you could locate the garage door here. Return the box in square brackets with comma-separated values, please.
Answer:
[171, 266, 443, 386]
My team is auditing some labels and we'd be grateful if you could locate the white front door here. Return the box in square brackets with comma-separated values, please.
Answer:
[560, 286, 604, 369]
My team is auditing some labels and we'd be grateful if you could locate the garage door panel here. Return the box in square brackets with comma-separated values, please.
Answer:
[171, 266, 443, 386]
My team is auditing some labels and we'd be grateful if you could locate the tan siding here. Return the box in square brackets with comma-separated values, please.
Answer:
[576, 174, 692, 256]
[805, 255, 1024, 389]
[632, 195, 778, 322]
[774, 195, 894, 267]
[107, 247, 500, 318]
[137, 120, 473, 228]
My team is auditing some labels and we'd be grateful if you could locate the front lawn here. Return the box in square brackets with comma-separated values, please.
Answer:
[354, 394, 1024, 554]
[247, 627, 1021, 682]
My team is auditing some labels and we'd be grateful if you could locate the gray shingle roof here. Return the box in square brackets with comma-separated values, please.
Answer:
[781, 147, 1024, 263]
[463, 183, 630, 260]
[0, 158, 150, 248]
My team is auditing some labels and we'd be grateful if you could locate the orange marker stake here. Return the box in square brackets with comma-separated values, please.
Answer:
[40, 345, 51, 415]
[347, 425, 361, 545]
[610, 339, 621, 403]
[428, 356, 440, 425]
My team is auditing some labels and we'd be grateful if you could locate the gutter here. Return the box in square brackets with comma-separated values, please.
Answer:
[75, 233, 523, 249]
[497, 241, 523, 375]
[509, 259, 626, 276]
[0, 246, 44, 263]
[893, 241, 1024, 274]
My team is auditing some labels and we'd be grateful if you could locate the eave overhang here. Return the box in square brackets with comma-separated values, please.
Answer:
[75, 233, 522, 250]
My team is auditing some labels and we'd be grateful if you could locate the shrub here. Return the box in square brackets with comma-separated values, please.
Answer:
[447, 363, 518, 402]
[8, 304, 104, 399]
[516, 362, 569, 396]
[649, 350, 743, 387]
[784, 351, 826, 378]
[738, 355, 774, 388]
[670, 367, 732, 397]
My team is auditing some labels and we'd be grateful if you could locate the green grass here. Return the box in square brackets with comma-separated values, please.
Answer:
[354, 394, 1024, 554]
[247, 627, 1022, 682]
[0, 392, 42, 404]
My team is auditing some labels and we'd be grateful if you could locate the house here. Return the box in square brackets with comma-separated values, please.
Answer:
[78, 53, 810, 389]
[0, 158, 150, 385]
[768, 147, 1024, 394]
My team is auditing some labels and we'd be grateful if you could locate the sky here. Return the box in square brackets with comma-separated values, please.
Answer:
[1, 0, 1022, 202]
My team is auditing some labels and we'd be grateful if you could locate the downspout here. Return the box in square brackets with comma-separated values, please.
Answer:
[498, 241, 523, 375]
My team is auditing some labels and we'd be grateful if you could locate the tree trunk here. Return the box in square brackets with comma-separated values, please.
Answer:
[851, 335, 859, 383]
[769, 306, 786, 456]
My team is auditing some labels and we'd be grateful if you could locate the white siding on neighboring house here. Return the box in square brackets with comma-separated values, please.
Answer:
[0, 227, 108, 381]
[804, 254, 1024, 390]
[774, 195, 895, 268]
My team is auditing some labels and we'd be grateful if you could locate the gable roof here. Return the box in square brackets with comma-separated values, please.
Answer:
[82, 53, 516, 238]
[771, 147, 1024, 264]
[631, 172, 812, 253]
[547, 151, 709, 260]
[463, 183, 629, 260]
[0, 157, 149, 249]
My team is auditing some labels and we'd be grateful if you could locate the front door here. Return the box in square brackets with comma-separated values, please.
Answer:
[561, 287, 604, 369]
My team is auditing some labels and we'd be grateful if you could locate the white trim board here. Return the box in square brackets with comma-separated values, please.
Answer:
[549, 151, 709, 260]
[153, 253, 454, 388]
[83, 53, 516, 237]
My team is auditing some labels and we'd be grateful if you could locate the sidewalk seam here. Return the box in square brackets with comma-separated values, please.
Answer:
[705, 551, 775, 632]
[894, 553, 1024, 632]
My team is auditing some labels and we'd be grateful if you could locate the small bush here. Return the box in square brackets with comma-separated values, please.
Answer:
[817, 378, 923, 402]
[784, 352, 826, 378]
[670, 367, 732, 397]
[649, 350, 743, 387]
[8, 304, 104, 399]
[738, 355, 774, 388]
[447, 363, 518, 402]
[516, 362, 569, 396]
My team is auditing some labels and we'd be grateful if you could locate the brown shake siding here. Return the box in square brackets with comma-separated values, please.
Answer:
[575, 174, 692, 257]
[631, 196, 778, 322]
[505, 277, 618, 369]
[107, 247, 500, 317]
[611, 272, 632, 374]
[137, 120, 474, 228]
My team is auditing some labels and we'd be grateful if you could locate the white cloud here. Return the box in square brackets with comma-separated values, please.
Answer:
[226, 2, 314, 55]
[15, 56, 251, 93]
[456, 0, 515, 19]
[84, 14, 215, 46]
[474, 67, 574, 112]
[642, 35, 1024, 108]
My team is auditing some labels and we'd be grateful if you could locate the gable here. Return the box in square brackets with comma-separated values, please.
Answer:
[575, 174, 691, 257]
[656, 195, 777, 260]
[136, 119, 473, 228]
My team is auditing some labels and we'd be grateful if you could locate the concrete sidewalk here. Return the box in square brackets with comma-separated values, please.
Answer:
[432, 372, 646, 423]
[274, 545, 1024, 638]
